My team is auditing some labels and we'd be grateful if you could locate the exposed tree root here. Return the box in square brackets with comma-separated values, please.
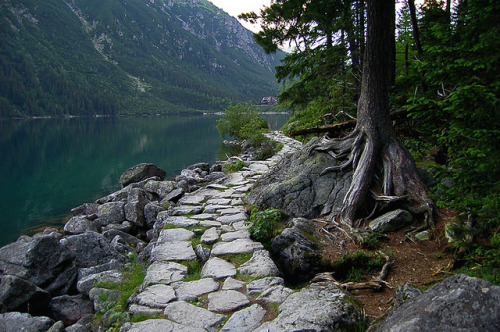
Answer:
[311, 251, 394, 291]
[309, 128, 435, 229]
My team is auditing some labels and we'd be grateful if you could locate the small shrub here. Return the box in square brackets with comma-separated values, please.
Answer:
[246, 208, 287, 242]
[222, 160, 247, 173]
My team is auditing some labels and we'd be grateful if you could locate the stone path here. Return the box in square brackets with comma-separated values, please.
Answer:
[123, 132, 302, 331]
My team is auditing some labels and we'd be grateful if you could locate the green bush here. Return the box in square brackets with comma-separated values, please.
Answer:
[246, 208, 287, 242]
[222, 159, 247, 173]
[216, 103, 268, 140]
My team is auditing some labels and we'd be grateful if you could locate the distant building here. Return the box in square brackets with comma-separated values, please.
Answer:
[260, 96, 278, 106]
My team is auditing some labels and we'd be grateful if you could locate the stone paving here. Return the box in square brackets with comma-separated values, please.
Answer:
[123, 132, 303, 331]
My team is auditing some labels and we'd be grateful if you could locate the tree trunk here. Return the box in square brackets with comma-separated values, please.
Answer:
[312, 0, 434, 228]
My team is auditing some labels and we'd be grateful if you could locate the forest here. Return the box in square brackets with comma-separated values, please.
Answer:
[240, 0, 499, 282]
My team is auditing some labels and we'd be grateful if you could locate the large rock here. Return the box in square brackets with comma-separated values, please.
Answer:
[150, 241, 196, 262]
[64, 216, 98, 234]
[211, 238, 264, 256]
[120, 163, 167, 187]
[0, 312, 54, 332]
[135, 284, 177, 308]
[0, 275, 51, 315]
[144, 202, 165, 228]
[144, 180, 176, 199]
[76, 270, 124, 296]
[238, 250, 280, 277]
[369, 274, 500, 332]
[270, 218, 323, 283]
[255, 282, 364, 331]
[369, 209, 414, 233]
[95, 201, 126, 227]
[221, 304, 266, 332]
[172, 278, 220, 301]
[49, 294, 93, 325]
[124, 188, 148, 227]
[163, 301, 226, 329]
[142, 262, 188, 287]
[0, 235, 75, 293]
[122, 319, 204, 332]
[247, 137, 352, 218]
[63, 232, 124, 268]
[207, 290, 251, 312]
[201, 257, 237, 279]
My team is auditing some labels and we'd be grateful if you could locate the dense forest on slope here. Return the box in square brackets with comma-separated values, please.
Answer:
[243, 0, 499, 282]
[0, 0, 283, 117]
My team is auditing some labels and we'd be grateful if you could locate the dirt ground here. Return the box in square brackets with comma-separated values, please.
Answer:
[316, 208, 456, 321]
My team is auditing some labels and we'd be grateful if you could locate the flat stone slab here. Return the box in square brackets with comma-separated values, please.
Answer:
[221, 304, 267, 332]
[201, 227, 220, 245]
[164, 301, 226, 329]
[203, 204, 232, 214]
[216, 213, 248, 225]
[201, 257, 237, 279]
[172, 278, 220, 301]
[232, 221, 250, 231]
[128, 304, 164, 316]
[222, 277, 246, 290]
[221, 230, 250, 242]
[208, 290, 251, 313]
[231, 198, 244, 206]
[158, 228, 195, 243]
[199, 220, 222, 228]
[247, 277, 285, 296]
[142, 262, 188, 287]
[150, 241, 196, 262]
[178, 194, 206, 205]
[218, 207, 246, 215]
[256, 285, 294, 304]
[126, 319, 205, 332]
[190, 213, 217, 220]
[238, 250, 280, 277]
[206, 198, 232, 205]
[171, 206, 203, 216]
[207, 184, 229, 190]
[158, 214, 199, 227]
[136, 284, 176, 308]
[211, 239, 264, 256]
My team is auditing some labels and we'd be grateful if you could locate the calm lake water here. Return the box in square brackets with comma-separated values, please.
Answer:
[0, 114, 289, 247]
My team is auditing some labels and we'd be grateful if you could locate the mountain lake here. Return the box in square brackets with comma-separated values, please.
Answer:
[0, 113, 289, 247]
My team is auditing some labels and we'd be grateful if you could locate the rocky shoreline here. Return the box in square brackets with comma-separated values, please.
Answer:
[0, 131, 499, 332]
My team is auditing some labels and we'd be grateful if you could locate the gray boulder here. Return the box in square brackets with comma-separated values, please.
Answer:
[144, 202, 165, 228]
[95, 201, 126, 226]
[0, 235, 75, 293]
[238, 250, 280, 277]
[48, 294, 93, 325]
[247, 137, 352, 218]
[124, 188, 148, 227]
[63, 232, 124, 268]
[64, 216, 98, 234]
[120, 163, 166, 187]
[255, 282, 364, 331]
[71, 203, 99, 217]
[369, 274, 500, 332]
[144, 180, 176, 199]
[89, 287, 122, 312]
[77, 270, 124, 296]
[369, 209, 414, 233]
[221, 303, 266, 332]
[271, 218, 323, 283]
[0, 312, 53, 332]
[0, 275, 51, 315]
[103, 229, 145, 249]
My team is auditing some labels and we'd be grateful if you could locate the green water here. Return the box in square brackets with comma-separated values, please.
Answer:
[0, 114, 289, 247]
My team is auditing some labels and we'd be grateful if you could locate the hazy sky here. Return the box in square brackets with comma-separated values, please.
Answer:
[207, 0, 271, 32]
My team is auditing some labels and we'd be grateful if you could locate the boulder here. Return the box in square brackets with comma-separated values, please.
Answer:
[391, 283, 423, 307]
[246, 277, 285, 296]
[247, 137, 352, 218]
[48, 294, 93, 325]
[369, 209, 414, 233]
[255, 282, 364, 331]
[200, 227, 220, 245]
[369, 274, 500, 332]
[144, 202, 165, 228]
[270, 218, 323, 283]
[144, 180, 176, 199]
[201, 257, 237, 279]
[0, 275, 51, 315]
[142, 262, 188, 287]
[207, 290, 251, 312]
[64, 216, 99, 234]
[171, 278, 220, 301]
[221, 304, 266, 332]
[161, 188, 185, 204]
[187, 162, 210, 173]
[135, 284, 177, 308]
[210, 238, 264, 256]
[103, 229, 145, 248]
[76, 270, 124, 296]
[238, 250, 280, 277]
[63, 232, 125, 268]
[124, 188, 148, 227]
[194, 244, 211, 264]
[256, 285, 294, 305]
[71, 203, 99, 217]
[0, 312, 53, 332]
[163, 301, 226, 329]
[0, 234, 75, 293]
[95, 201, 126, 226]
[120, 163, 166, 187]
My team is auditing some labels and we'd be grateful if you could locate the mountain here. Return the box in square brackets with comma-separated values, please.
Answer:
[0, 0, 284, 117]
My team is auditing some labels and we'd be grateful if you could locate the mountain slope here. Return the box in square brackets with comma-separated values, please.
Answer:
[0, 0, 283, 116]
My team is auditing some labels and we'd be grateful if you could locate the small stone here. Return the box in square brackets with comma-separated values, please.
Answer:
[172, 278, 220, 301]
[128, 304, 163, 315]
[208, 290, 251, 312]
[201, 227, 220, 245]
[256, 285, 294, 304]
[211, 239, 264, 256]
[415, 230, 431, 241]
[195, 244, 211, 264]
[238, 250, 280, 277]
[201, 257, 237, 279]
[199, 220, 222, 228]
[158, 228, 195, 243]
[191, 214, 217, 220]
[220, 304, 266, 332]
[142, 262, 188, 287]
[136, 284, 176, 308]
[150, 241, 196, 262]
[369, 209, 414, 233]
[178, 194, 206, 205]
[164, 301, 226, 329]
[222, 277, 246, 290]
[247, 277, 285, 296]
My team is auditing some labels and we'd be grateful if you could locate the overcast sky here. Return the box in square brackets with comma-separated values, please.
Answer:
[207, 0, 271, 32]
